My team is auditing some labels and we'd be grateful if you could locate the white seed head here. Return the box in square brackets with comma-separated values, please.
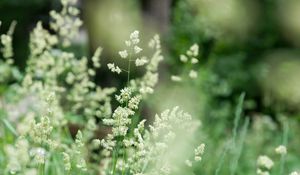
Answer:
[107, 63, 122, 74]
[171, 75, 182, 82]
[135, 57, 148, 66]
[275, 145, 287, 155]
[257, 155, 274, 170]
[180, 54, 188, 63]
[191, 58, 199, 64]
[189, 43, 199, 57]
[257, 168, 270, 175]
[119, 50, 128, 58]
[189, 70, 198, 79]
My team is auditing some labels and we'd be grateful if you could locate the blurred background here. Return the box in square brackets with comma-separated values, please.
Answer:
[1, 0, 300, 173]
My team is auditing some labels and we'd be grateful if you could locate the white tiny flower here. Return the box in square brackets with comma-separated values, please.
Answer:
[114, 66, 122, 74]
[257, 168, 270, 175]
[191, 58, 199, 64]
[130, 30, 139, 39]
[30, 147, 46, 164]
[185, 160, 192, 167]
[134, 46, 142, 54]
[189, 70, 198, 79]
[88, 69, 95, 76]
[290, 172, 299, 175]
[92, 139, 101, 148]
[62, 152, 71, 171]
[257, 155, 274, 170]
[116, 87, 132, 103]
[190, 43, 199, 56]
[171, 75, 182, 82]
[180, 54, 188, 62]
[135, 57, 148, 66]
[130, 30, 140, 44]
[125, 40, 131, 46]
[107, 63, 122, 74]
[107, 63, 114, 70]
[275, 145, 287, 155]
[195, 144, 205, 155]
[119, 50, 128, 58]
[128, 95, 142, 109]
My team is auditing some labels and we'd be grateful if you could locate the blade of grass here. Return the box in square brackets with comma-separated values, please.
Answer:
[1, 118, 17, 136]
[230, 117, 250, 175]
[215, 92, 245, 175]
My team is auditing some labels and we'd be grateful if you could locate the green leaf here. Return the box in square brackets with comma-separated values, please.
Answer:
[1, 118, 17, 136]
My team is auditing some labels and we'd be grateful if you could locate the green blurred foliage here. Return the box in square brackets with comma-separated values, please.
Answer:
[166, 1, 300, 173]
[168, 0, 300, 124]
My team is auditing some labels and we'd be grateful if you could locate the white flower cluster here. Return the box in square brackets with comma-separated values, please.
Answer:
[29, 22, 58, 57]
[0, 21, 21, 84]
[74, 130, 88, 171]
[133, 34, 163, 96]
[107, 31, 163, 98]
[99, 32, 164, 173]
[275, 145, 287, 155]
[256, 155, 274, 175]
[115, 87, 132, 103]
[119, 50, 128, 58]
[1, 33, 13, 60]
[49, 0, 82, 47]
[30, 147, 47, 164]
[0, 21, 17, 62]
[257, 155, 274, 169]
[27, 19, 115, 120]
[107, 63, 122, 74]
[4, 138, 30, 174]
[118, 107, 203, 175]
[62, 152, 71, 171]
[185, 143, 205, 167]
[108, 30, 150, 75]
[171, 43, 200, 82]
[135, 56, 148, 67]
[91, 47, 102, 68]
[194, 143, 205, 162]
[103, 87, 142, 138]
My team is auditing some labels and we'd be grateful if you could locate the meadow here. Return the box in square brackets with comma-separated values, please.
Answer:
[0, 0, 300, 174]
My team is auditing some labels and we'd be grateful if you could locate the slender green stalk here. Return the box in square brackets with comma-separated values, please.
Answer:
[112, 53, 132, 175]
[121, 144, 126, 175]
[39, 163, 45, 175]
[215, 142, 231, 175]
[279, 121, 289, 175]
[215, 92, 245, 175]
[230, 117, 250, 175]
[1, 118, 18, 137]
[232, 93, 245, 144]
[127, 53, 131, 86]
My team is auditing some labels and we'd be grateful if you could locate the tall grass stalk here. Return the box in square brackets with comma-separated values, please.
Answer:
[230, 117, 250, 175]
[279, 121, 289, 175]
[232, 93, 245, 144]
[215, 93, 245, 175]
[112, 53, 132, 175]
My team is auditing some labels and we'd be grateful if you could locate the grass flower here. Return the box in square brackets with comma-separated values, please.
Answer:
[275, 145, 287, 155]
